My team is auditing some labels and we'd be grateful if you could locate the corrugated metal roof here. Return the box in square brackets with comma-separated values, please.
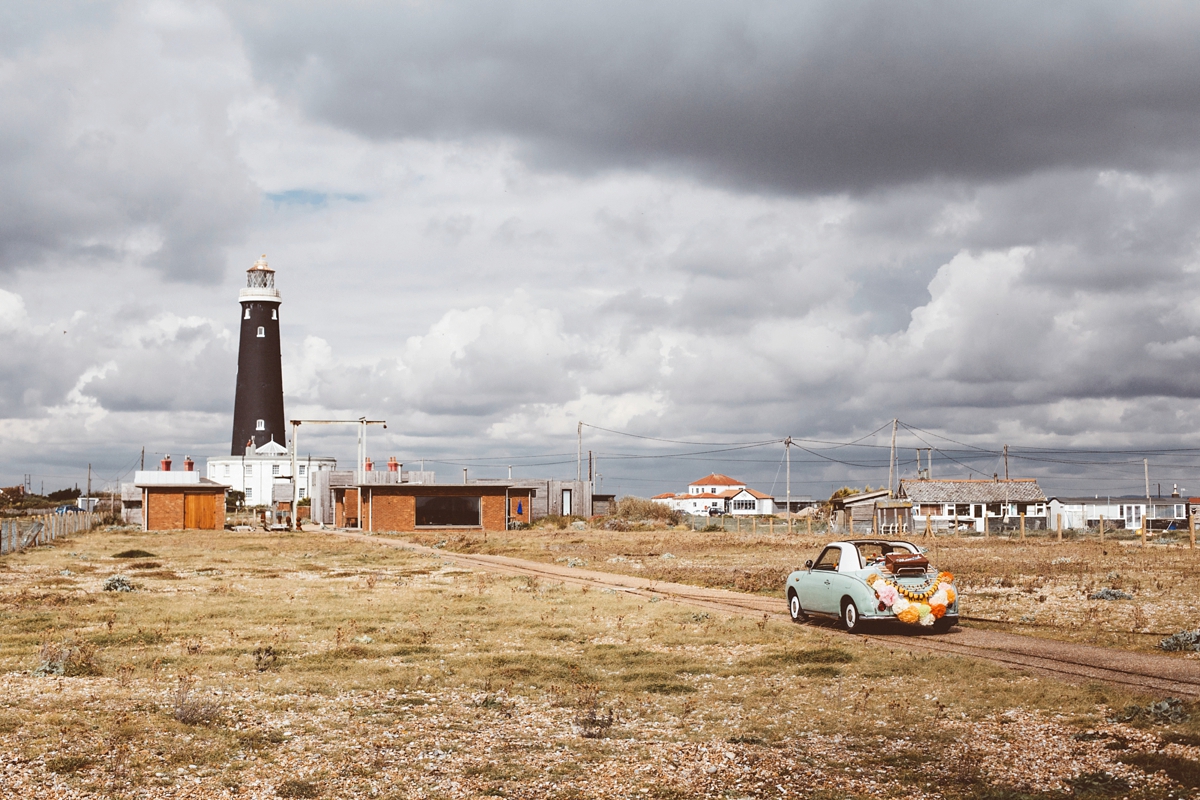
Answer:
[899, 479, 1046, 503]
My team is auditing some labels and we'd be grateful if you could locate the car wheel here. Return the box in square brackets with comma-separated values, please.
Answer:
[841, 598, 861, 631]
[788, 590, 807, 623]
[932, 617, 956, 634]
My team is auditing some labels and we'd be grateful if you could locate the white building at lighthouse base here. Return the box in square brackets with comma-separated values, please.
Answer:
[206, 439, 336, 508]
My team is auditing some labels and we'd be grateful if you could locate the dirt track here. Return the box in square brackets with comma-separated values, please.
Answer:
[331, 531, 1200, 699]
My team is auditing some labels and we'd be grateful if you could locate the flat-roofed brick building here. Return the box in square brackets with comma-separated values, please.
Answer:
[134, 458, 228, 531]
[331, 480, 533, 532]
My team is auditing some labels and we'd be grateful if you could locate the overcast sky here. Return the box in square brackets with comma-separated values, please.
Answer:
[6, 1, 1200, 500]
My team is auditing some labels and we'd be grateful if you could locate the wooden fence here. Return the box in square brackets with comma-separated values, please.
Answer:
[0, 512, 96, 555]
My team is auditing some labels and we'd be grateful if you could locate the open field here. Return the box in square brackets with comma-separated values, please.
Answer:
[2, 527, 1200, 799]
[401, 525, 1200, 655]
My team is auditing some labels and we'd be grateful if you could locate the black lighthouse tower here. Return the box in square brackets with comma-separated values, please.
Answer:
[231, 255, 286, 455]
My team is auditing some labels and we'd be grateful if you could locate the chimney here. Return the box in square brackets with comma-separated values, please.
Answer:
[245, 439, 255, 456]
[387, 457, 399, 472]
[993, 473, 998, 482]
[183, 456, 194, 472]
[463, 467, 468, 484]
[364, 457, 373, 472]
[1173, 484, 1181, 498]
[161, 455, 172, 472]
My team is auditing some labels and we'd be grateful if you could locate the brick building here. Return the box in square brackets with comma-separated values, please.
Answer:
[133, 456, 228, 531]
[329, 479, 533, 532]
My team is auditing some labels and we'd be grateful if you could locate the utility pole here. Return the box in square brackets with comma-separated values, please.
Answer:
[785, 437, 792, 533]
[1003, 444, 1009, 481]
[888, 419, 898, 497]
[588, 450, 593, 482]
[577, 422, 583, 483]
[1145, 458, 1150, 499]
[87, 464, 91, 500]
[140, 447, 145, 471]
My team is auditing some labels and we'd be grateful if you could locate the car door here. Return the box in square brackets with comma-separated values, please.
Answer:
[799, 546, 841, 614]
[826, 545, 863, 612]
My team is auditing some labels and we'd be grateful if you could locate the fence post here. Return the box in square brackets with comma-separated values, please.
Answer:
[1190, 514, 1195, 549]
[1141, 519, 1146, 547]
[1019, 513, 1025, 541]
[1056, 514, 1062, 542]
[953, 513, 959, 537]
[1099, 515, 1104, 544]
[983, 513, 989, 538]
[807, 514, 812, 536]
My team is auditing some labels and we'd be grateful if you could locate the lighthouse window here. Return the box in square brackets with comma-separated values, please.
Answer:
[271, 309, 277, 320]
[257, 326, 265, 337]
[256, 419, 265, 431]
[244, 308, 250, 319]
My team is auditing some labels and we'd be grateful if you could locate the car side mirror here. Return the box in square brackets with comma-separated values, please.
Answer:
[804, 559, 813, 569]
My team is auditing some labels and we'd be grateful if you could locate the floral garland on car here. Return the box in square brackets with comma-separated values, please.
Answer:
[866, 571, 956, 627]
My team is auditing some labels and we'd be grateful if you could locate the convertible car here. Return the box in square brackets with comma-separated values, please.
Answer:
[785, 539, 959, 632]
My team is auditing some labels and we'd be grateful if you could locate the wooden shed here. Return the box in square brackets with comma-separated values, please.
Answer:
[135, 470, 228, 531]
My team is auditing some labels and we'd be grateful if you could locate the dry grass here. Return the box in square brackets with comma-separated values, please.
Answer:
[404, 525, 1200, 653]
[0, 527, 1196, 798]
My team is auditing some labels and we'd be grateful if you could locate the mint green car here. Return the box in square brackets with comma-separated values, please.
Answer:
[785, 539, 959, 632]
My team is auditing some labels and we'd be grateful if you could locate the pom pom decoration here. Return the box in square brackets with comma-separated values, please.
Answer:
[866, 570, 957, 627]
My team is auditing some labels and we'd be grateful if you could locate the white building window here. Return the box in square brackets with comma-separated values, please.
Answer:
[246, 487, 253, 500]
[299, 487, 306, 499]
[245, 465, 253, 476]
[257, 326, 265, 337]
[299, 465, 306, 476]
[223, 465, 230, 478]
[271, 309, 277, 320]
[256, 419, 265, 431]
[272, 464, 280, 476]
[732, 499, 756, 511]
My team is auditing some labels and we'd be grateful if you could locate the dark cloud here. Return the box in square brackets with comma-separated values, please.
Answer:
[234, 1, 1200, 194]
[0, 3, 256, 281]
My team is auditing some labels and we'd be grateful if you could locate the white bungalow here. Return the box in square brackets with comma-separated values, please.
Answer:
[653, 474, 777, 516]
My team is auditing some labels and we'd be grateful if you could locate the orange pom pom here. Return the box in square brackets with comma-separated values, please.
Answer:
[930, 603, 947, 619]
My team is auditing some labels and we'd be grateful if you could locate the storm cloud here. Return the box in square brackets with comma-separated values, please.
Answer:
[234, 1, 1200, 192]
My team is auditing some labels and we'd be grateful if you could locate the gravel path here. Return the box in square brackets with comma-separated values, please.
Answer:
[332, 531, 1200, 699]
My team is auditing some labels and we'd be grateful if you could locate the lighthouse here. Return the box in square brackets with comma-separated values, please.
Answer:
[230, 255, 286, 455]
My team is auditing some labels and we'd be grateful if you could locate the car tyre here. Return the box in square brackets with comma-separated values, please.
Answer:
[841, 598, 861, 632]
[932, 617, 956, 634]
[788, 590, 807, 623]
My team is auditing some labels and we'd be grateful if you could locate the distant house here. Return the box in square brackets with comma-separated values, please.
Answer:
[652, 474, 777, 516]
[829, 489, 892, 533]
[1048, 496, 1188, 531]
[899, 478, 1047, 533]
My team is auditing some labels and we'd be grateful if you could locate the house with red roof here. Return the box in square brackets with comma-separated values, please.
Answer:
[652, 474, 778, 516]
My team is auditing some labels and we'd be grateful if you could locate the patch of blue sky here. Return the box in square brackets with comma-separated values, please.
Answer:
[265, 190, 368, 207]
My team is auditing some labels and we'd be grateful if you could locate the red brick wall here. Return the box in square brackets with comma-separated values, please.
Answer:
[369, 493, 415, 531]
[147, 489, 184, 530]
[508, 491, 531, 524]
